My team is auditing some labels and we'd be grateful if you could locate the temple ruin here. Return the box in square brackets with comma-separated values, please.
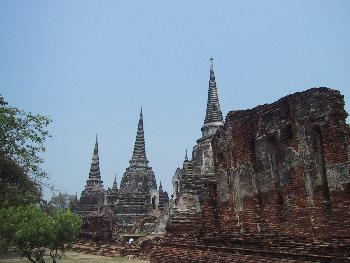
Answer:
[73, 58, 350, 262]
[151, 86, 350, 262]
[76, 109, 169, 238]
[78, 136, 105, 215]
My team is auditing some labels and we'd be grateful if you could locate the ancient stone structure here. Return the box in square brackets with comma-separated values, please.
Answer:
[158, 181, 169, 211]
[172, 57, 223, 208]
[114, 109, 168, 230]
[77, 110, 169, 235]
[79, 209, 116, 242]
[104, 174, 119, 209]
[165, 58, 224, 239]
[151, 87, 350, 262]
[78, 136, 105, 214]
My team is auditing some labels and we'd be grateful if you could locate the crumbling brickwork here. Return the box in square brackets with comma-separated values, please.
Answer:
[151, 88, 350, 262]
[213, 88, 350, 241]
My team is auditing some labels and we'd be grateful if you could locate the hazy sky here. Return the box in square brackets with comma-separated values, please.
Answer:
[1, 1, 349, 198]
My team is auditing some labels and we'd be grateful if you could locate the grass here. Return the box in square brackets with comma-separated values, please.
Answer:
[0, 251, 149, 263]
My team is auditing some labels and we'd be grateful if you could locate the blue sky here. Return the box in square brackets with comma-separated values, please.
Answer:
[1, 1, 349, 198]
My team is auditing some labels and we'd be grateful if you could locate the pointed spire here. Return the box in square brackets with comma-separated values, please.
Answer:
[84, 136, 104, 191]
[93, 134, 98, 154]
[159, 180, 164, 193]
[202, 57, 224, 137]
[112, 173, 118, 192]
[89, 136, 101, 180]
[185, 149, 188, 161]
[129, 108, 149, 167]
[204, 57, 223, 124]
[210, 57, 215, 81]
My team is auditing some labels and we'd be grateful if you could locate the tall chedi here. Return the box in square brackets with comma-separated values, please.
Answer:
[173, 57, 224, 204]
[119, 108, 157, 193]
[79, 135, 105, 214]
[116, 109, 158, 230]
[193, 57, 223, 184]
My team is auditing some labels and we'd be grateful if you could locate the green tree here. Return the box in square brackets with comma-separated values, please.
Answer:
[50, 192, 76, 211]
[0, 95, 51, 207]
[0, 95, 51, 181]
[0, 205, 82, 263]
[47, 210, 82, 263]
[0, 156, 41, 208]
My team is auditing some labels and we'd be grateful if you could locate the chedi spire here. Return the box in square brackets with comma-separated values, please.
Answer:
[89, 135, 101, 180]
[129, 108, 149, 167]
[202, 57, 224, 138]
[84, 135, 104, 191]
[112, 174, 118, 192]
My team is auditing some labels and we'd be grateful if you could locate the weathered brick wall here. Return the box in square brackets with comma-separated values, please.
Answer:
[151, 88, 350, 262]
[212, 88, 350, 242]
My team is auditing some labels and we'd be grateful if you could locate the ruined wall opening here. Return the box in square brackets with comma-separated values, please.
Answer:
[311, 125, 331, 212]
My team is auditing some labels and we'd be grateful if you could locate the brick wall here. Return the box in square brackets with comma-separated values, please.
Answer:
[150, 88, 350, 262]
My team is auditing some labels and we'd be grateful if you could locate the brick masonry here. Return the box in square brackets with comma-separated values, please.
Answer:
[150, 87, 350, 262]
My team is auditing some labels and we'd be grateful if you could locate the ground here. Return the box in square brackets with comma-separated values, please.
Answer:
[0, 251, 149, 263]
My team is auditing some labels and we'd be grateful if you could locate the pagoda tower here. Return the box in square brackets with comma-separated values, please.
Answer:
[79, 135, 105, 214]
[158, 181, 170, 211]
[119, 108, 157, 193]
[173, 57, 224, 201]
[111, 174, 118, 193]
[116, 109, 158, 230]
[192, 57, 224, 184]
[105, 174, 119, 207]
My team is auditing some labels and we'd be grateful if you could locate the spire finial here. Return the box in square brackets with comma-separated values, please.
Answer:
[93, 134, 99, 155]
[210, 57, 214, 71]
[96, 133, 98, 142]
[112, 173, 118, 191]
[185, 149, 188, 161]
[159, 180, 162, 188]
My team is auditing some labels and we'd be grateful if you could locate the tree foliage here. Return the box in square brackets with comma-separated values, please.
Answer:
[50, 192, 76, 211]
[46, 210, 82, 262]
[0, 96, 81, 262]
[0, 156, 41, 208]
[0, 95, 51, 180]
[0, 205, 82, 263]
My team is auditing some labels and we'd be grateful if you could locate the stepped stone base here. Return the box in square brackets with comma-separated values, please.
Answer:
[151, 242, 350, 263]
[70, 240, 145, 258]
